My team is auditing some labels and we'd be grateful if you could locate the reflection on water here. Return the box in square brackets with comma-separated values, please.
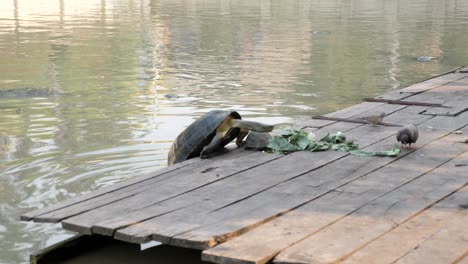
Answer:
[1, 0, 468, 262]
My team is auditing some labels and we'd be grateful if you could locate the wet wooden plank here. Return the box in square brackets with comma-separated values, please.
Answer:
[393, 214, 468, 264]
[273, 140, 468, 264]
[202, 118, 468, 264]
[29, 148, 259, 222]
[342, 185, 468, 264]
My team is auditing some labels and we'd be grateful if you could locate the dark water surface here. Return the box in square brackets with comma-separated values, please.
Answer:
[1, 0, 468, 262]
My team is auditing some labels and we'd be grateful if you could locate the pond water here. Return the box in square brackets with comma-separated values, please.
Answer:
[1, 0, 468, 263]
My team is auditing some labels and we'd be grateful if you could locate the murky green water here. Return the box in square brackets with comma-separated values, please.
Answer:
[1, 0, 468, 263]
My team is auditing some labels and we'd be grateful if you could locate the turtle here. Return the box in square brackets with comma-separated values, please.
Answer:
[243, 131, 273, 151]
[168, 110, 274, 165]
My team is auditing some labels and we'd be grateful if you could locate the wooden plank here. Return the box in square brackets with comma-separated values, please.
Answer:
[398, 73, 468, 93]
[422, 78, 468, 116]
[393, 214, 468, 264]
[407, 77, 468, 116]
[342, 185, 468, 264]
[20, 156, 202, 221]
[362, 98, 448, 107]
[324, 102, 382, 119]
[325, 102, 405, 119]
[293, 118, 335, 130]
[423, 98, 468, 116]
[93, 150, 347, 242]
[112, 111, 431, 247]
[202, 119, 468, 264]
[29, 148, 258, 222]
[373, 91, 412, 101]
[272, 140, 468, 264]
[295, 102, 385, 129]
[57, 150, 282, 234]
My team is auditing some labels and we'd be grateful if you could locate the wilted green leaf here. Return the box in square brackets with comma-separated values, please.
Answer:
[276, 128, 296, 138]
[332, 141, 359, 152]
[289, 131, 311, 150]
[267, 136, 300, 153]
[320, 132, 346, 144]
[349, 146, 401, 157]
[266, 129, 400, 158]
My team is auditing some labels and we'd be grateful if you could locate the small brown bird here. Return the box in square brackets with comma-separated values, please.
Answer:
[396, 124, 419, 148]
[359, 112, 386, 126]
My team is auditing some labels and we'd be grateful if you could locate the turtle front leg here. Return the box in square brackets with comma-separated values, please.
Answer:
[200, 133, 224, 159]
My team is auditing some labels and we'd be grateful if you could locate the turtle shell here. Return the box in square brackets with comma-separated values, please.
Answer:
[168, 110, 241, 165]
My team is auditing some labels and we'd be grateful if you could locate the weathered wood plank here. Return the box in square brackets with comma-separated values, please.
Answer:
[112, 111, 431, 247]
[421, 79, 468, 116]
[372, 73, 467, 101]
[293, 118, 335, 130]
[96, 150, 348, 242]
[20, 156, 202, 221]
[272, 141, 468, 264]
[30, 148, 257, 222]
[324, 102, 383, 119]
[202, 120, 468, 264]
[296, 101, 392, 129]
[342, 184, 468, 264]
[398, 73, 468, 93]
[393, 214, 468, 264]
[57, 150, 282, 234]
[406, 77, 468, 116]
[375, 69, 467, 100]
[362, 98, 448, 107]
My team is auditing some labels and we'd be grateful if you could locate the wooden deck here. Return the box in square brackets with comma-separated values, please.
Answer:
[22, 68, 468, 264]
